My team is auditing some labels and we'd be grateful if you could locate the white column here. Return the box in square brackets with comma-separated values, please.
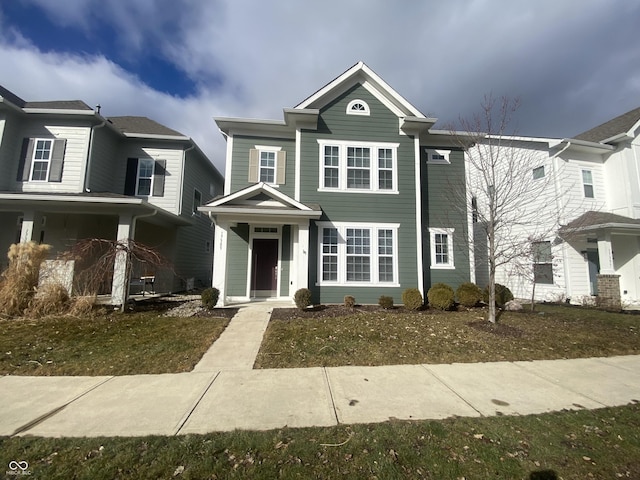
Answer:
[111, 214, 135, 306]
[212, 219, 228, 306]
[597, 232, 615, 274]
[20, 210, 37, 243]
[297, 222, 310, 289]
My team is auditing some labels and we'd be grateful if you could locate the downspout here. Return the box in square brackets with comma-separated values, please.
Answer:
[84, 116, 107, 192]
[551, 140, 573, 300]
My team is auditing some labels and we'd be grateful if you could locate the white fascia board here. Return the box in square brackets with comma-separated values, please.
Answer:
[122, 133, 190, 141]
[0, 193, 145, 205]
[206, 182, 313, 211]
[201, 206, 322, 218]
[22, 108, 97, 116]
[551, 138, 615, 152]
[359, 63, 425, 118]
[295, 62, 365, 109]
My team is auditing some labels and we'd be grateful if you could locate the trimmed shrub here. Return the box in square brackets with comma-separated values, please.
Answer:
[483, 283, 514, 307]
[378, 295, 394, 309]
[402, 288, 424, 310]
[344, 295, 356, 309]
[427, 283, 455, 310]
[456, 282, 483, 307]
[201, 287, 220, 309]
[294, 288, 312, 310]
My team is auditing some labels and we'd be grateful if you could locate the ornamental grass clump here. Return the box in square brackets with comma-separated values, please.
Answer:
[27, 282, 70, 318]
[0, 242, 51, 318]
[344, 295, 356, 309]
[402, 288, 424, 310]
[456, 282, 483, 307]
[378, 295, 394, 309]
[427, 283, 455, 310]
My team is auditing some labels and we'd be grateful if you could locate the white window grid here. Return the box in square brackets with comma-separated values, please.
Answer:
[30, 139, 53, 181]
[136, 159, 154, 196]
[429, 227, 455, 269]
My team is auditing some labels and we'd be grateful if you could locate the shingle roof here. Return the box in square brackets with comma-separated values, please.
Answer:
[24, 100, 93, 110]
[561, 211, 640, 231]
[573, 106, 640, 143]
[108, 116, 185, 137]
[0, 85, 26, 107]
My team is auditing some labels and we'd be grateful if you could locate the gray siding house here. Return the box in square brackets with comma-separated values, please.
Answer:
[201, 62, 471, 305]
[0, 86, 224, 304]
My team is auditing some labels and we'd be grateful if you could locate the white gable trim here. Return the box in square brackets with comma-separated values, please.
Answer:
[295, 61, 425, 118]
[205, 182, 313, 211]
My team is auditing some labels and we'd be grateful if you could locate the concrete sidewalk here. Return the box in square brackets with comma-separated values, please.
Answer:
[1, 355, 639, 437]
[2, 304, 640, 437]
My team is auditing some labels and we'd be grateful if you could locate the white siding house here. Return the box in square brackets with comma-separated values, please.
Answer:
[0, 86, 224, 304]
[472, 106, 640, 308]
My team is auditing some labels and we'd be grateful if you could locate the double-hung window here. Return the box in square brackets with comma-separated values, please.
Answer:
[136, 159, 154, 196]
[532, 241, 553, 284]
[259, 151, 276, 183]
[582, 170, 594, 198]
[429, 228, 455, 269]
[318, 222, 399, 286]
[30, 139, 53, 181]
[249, 146, 286, 185]
[318, 140, 398, 193]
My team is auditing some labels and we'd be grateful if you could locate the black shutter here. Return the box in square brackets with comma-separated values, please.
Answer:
[153, 160, 166, 197]
[48, 139, 66, 182]
[16, 138, 34, 181]
[124, 158, 138, 195]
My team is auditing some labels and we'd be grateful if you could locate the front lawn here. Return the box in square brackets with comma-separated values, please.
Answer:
[0, 304, 233, 376]
[1, 403, 639, 479]
[255, 304, 640, 369]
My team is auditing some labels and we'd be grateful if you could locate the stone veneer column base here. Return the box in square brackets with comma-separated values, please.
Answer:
[596, 274, 621, 310]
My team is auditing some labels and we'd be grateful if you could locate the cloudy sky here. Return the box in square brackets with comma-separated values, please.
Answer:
[1, 0, 639, 171]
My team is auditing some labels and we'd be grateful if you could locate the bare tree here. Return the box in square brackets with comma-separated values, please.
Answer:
[450, 95, 567, 322]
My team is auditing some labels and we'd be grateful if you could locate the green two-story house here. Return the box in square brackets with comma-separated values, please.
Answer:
[201, 62, 470, 305]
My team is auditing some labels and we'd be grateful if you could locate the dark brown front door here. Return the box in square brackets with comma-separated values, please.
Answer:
[251, 238, 278, 297]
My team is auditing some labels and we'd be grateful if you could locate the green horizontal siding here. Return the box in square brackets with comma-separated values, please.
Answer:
[422, 148, 471, 291]
[227, 224, 249, 296]
[301, 84, 420, 304]
[230, 136, 295, 197]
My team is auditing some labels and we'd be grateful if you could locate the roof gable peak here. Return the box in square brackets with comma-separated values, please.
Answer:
[295, 61, 426, 119]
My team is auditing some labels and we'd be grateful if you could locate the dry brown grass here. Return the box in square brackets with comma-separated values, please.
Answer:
[0, 242, 51, 317]
[256, 303, 640, 368]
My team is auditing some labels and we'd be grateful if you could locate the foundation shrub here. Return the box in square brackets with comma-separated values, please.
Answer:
[456, 282, 483, 307]
[201, 287, 220, 309]
[484, 283, 514, 307]
[294, 288, 312, 310]
[402, 288, 424, 310]
[378, 295, 394, 309]
[427, 283, 455, 310]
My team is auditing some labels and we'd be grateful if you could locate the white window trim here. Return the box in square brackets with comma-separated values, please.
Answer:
[346, 99, 370, 116]
[429, 227, 455, 269]
[582, 169, 594, 198]
[317, 139, 399, 194]
[316, 221, 400, 287]
[255, 145, 281, 186]
[135, 158, 155, 196]
[426, 148, 451, 165]
[532, 165, 545, 179]
[29, 138, 53, 182]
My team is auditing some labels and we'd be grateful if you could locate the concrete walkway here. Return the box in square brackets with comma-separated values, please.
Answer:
[1, 305, 640, 437]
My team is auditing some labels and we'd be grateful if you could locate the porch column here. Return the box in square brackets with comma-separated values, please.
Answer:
[19, 210, 43, 243]
[297, 222, 310, 289]
[111, 214, 135, 306]
[212, 219, 228, 306]
[597, 232, 615, 274]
